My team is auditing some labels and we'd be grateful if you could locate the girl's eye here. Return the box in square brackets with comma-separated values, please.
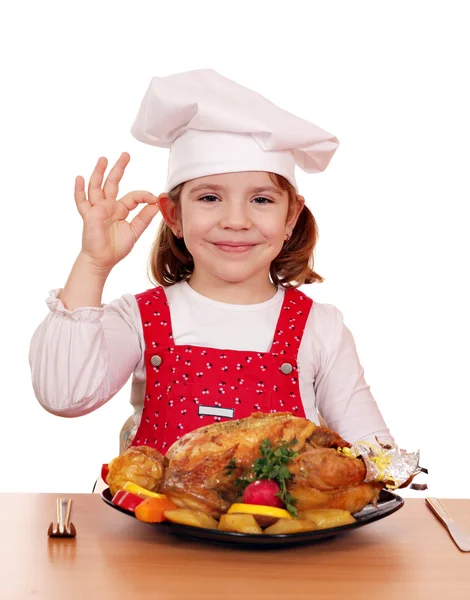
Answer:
[198, 195, 273, 204]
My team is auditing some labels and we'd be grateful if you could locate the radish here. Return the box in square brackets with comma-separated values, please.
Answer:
[242, 479, 284, 508]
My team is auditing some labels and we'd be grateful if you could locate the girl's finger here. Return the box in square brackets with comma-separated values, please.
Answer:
[74, 176, 90, 217]
[117, 190, 159, 212]
[103, 152, 130, 201]
[129, 204, 161, 241]
[88, 156, 108, 205]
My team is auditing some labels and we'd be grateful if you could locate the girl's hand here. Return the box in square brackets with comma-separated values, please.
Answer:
[74, 152, 160, 272]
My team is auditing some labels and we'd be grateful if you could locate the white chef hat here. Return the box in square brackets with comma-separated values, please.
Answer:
[131, 69, 339, 192]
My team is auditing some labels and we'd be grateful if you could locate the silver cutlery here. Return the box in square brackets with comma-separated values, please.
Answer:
[425, 497, 470, 552]
[48, 498, 77, 538]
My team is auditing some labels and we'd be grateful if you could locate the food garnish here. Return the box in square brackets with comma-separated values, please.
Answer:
[231, 438, 299, 517]
[101, 464, 109, 483]
[228, 503, 292, 520]
[112, 490, 145, 512]
[121, 481, 167, 499]
[135, 496, 177, 523]
[242, 479, 284, 508]
[228, 503, 292, 526]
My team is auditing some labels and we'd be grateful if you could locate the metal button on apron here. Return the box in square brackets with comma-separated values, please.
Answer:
[280, 362, 293, 375]
[150, 355, 163, 367]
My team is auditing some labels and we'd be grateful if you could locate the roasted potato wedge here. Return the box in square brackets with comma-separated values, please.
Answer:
[218, 514, 263, 534]
[297, 508, 356, 529]
[264, 518, 318, 535]
[163, 508, 218, 529]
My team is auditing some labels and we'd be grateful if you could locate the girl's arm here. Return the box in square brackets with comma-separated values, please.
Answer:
[313, 306, 393, 444]
[29, 289, 143, 415]
[59, 252, 111, 310]
[29, 153, 159, 414]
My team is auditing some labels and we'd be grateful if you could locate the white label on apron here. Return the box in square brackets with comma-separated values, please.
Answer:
[198, 405, 235, 419]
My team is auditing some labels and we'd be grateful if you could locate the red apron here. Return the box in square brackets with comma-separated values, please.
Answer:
[130, 285, 313, 454]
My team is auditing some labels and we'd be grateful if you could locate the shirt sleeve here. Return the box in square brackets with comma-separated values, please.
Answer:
[29, 289, 143, 417]
[313, 304, 393, 445]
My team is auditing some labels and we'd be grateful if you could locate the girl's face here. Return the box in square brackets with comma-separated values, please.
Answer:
[165, 171, 303, 289]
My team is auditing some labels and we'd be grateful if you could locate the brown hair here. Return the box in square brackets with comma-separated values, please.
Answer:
[148, 173, 324, 289]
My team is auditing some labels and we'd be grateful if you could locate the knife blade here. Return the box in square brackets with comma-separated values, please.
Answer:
[425, 497, 470, 552]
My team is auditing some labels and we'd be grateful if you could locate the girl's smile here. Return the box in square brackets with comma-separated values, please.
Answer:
[211, 242, 257, 254]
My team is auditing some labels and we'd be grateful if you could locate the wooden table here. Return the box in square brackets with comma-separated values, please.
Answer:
[1, 493, 469, 600]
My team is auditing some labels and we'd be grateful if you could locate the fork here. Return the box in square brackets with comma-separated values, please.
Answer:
[48, 498, 77, 538]
[425, 498, 470, 552]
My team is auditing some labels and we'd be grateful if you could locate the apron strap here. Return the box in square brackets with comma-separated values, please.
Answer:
[269, 288, 313, 360]
[136, 285, 313, 361]
[135, 286, 174, 350]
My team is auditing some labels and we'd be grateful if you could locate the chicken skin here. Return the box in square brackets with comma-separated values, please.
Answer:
[161, 412, 315, 516]
[289, 448, 381, 512]
[106, 413, 382, 517]
[160, 413, 381, 517]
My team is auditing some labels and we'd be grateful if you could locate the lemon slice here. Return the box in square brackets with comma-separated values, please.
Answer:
[121, 481, 167, 499]
[228, 503, 292, 524]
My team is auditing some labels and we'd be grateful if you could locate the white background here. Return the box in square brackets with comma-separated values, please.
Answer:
[1, 1, 468, 497]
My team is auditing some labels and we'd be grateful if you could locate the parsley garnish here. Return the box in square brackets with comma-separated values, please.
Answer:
[225, 457, 237, 476]
[228, 438, 299, 517]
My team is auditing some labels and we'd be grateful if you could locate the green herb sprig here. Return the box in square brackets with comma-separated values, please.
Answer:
[225, 458, 237, 476]
[228, 438, 299, 517]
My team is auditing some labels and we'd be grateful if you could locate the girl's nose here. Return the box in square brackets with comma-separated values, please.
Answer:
[219, 202, 252, 230]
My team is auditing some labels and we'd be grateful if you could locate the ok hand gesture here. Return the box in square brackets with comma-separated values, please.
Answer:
[74, 152, 160, 272]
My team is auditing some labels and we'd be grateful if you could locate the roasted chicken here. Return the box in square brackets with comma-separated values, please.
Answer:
[106, 412, 382, 517]
[161, 412, 315, 515]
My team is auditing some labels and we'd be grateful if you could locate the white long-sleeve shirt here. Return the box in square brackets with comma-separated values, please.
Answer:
[29, 281, 392, 445]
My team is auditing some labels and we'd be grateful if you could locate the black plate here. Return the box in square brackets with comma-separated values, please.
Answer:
[101, 488, 404, 548]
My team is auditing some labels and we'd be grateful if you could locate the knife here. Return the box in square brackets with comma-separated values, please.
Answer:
[425, 497, 470, 552]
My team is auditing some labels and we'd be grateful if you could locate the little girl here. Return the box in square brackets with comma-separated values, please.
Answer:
[30, 69, 392, 458]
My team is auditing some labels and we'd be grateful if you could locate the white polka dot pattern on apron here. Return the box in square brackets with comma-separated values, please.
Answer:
[131, 286, 313, 453]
